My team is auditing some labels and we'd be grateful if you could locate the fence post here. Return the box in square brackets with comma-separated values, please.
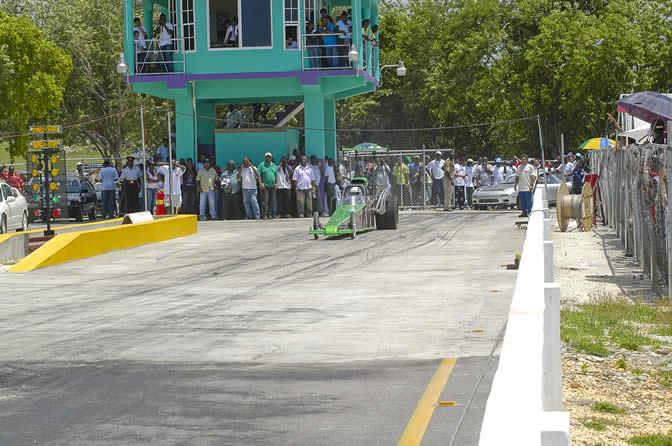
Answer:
[667, 122, 672, 298]
[422, 146, 426, 210]
[543, 283, 562, 412]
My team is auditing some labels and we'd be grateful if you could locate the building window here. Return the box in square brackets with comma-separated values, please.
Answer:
[304, 0, 315, 26]
[208, 0, 271, 49]
[182, 0, 195, 51]
[284, 0, 299, 50]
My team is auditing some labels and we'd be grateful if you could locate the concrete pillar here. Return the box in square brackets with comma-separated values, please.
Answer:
[196, 101, 216, 146]
[302, 87, 326, 159]
[123, 0, 135, 75]
[175, 97, 195, 161]
[543, 283, 563, 412]
[143, 0, 153, 35]
[323, 96, 337, 159]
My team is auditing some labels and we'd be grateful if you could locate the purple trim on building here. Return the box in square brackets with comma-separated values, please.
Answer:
[129, 69, 379, 89]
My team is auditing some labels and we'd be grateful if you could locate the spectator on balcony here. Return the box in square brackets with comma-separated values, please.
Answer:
[362, 19, 373, 66]
[226, 105, 242, 129]
[318, 12, 340, 68]
[286, 34, 298, 49]
[133, 17, 148, 41]
[225, 17, 238, 47]
[336, 12, 351, 67]
[238, 157, 261, 219]
[133, 30, 148, 74]
[154, 13, 174, 72]
[306, 22, 321, 69]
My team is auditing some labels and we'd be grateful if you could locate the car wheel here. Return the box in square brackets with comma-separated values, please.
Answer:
[376, 195, 398, 230]
[20, 211, 28, 231]
[0, 215, 6, 234]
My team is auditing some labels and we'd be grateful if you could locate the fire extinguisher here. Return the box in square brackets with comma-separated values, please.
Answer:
[156, 189, 165, 215]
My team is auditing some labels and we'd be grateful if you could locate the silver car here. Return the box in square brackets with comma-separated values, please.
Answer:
[0, 181, 28, 233]
[472, 174, 571, 210]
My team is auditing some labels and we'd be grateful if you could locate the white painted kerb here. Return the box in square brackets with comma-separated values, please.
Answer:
[478, 188, 570, 445]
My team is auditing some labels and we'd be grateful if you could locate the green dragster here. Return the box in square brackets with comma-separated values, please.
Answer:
[309, 177, 398, 239]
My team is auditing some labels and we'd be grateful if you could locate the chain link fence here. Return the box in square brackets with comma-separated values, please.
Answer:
[340, 148, 448, 210]
[591, 143, 670, 295]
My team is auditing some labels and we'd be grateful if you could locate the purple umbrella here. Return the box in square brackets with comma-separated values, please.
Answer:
[616, 91, 672, 123]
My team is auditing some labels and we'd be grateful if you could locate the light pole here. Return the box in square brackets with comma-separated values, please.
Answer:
[378, 61, 407, 87]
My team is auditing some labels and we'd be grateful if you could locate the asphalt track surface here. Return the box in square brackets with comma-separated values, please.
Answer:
[0, 211, 524, 445]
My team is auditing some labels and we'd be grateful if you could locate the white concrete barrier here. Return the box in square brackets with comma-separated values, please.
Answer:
[478, 188, 570, 446]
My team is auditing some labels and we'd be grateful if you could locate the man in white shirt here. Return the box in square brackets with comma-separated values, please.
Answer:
[426, 151, 445, 207]
[293, 156, 316, 218]
[237, 157, 261, 219]
[276, 157, 293, 218]
[464, 158, 475, 208]
[154, 13, 174, 72]
[492, 157, 505, 185]
[158, 160, 185, 214]
[563, 154, 575, 179]
[336, 12, 351, 67]
[120, 156, 142, 214]
[514, 154, 537, 218]
[224, 18, 238, 46]
[453, 160, 466, 210]
[504, 161, 517, 182]
[324, 157, 338, 215]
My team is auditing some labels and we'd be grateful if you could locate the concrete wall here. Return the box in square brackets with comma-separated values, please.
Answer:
[478, 189, 570, 446]
[0, 233, 28, 263]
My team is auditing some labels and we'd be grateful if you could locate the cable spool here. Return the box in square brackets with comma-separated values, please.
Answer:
[557, 182, 593, 232]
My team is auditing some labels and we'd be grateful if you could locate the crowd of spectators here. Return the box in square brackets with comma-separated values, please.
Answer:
[92, 149, 349, 221]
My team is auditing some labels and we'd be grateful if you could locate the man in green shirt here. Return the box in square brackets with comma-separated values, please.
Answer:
[258, 152, 278, 219]
[392, 157, 410, 206]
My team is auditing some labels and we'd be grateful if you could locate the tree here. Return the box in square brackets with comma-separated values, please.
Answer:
[0, 10, 72, 160]
[34, 0, 171, 162]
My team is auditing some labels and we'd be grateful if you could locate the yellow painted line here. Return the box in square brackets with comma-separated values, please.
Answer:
[0, 218, 124, 244]
[9, 215, 197, 272]
[398, 358, 457, 446]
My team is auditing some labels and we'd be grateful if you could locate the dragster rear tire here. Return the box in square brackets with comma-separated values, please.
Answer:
[376, 195, 398, 230]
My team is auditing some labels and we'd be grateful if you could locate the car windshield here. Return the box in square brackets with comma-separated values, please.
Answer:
[342, 185, 366, 205]
[67, 180, 81, 193]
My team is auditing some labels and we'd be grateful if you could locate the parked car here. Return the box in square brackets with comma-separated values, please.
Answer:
[0, 180, 28, 233]
[472, 174, 571, 210]
[67, 177, 98, 221]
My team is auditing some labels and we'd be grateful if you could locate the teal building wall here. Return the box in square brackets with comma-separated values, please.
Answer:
[215, 128, 300, 165]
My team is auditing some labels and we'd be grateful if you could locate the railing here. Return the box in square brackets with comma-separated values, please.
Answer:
[133, 37, 185, 75]
[478, 188, 570, 446]
[302, 34, 354, 70]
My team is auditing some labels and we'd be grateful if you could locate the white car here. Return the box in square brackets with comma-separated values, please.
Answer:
[472, 174, 571, 210]
[0, 181, 28, 233]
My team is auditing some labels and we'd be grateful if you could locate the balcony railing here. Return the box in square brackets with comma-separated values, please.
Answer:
[133, 38, 185, 75]
[301, 34, 377, 79]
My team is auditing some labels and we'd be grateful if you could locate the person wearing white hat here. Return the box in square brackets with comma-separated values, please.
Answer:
[492, 157, 505, 185]
[258, 152, 278, 219]
[426, 151, 445, 207]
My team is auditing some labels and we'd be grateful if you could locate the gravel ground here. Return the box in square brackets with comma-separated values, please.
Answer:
[552, 213, 671, 445]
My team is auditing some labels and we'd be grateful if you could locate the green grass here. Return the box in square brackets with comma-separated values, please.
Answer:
[631, 367, 646, 376]
[561, 296, 671, 357]
[592, 401, 627, 415]
[584, 417, 619, 432]
[584, 420, 608, 431]
[628, 431, 672, 445]
[0, 143, 137, 170]
[657, 369, 672, 387]
[616, 355, 627, 370]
